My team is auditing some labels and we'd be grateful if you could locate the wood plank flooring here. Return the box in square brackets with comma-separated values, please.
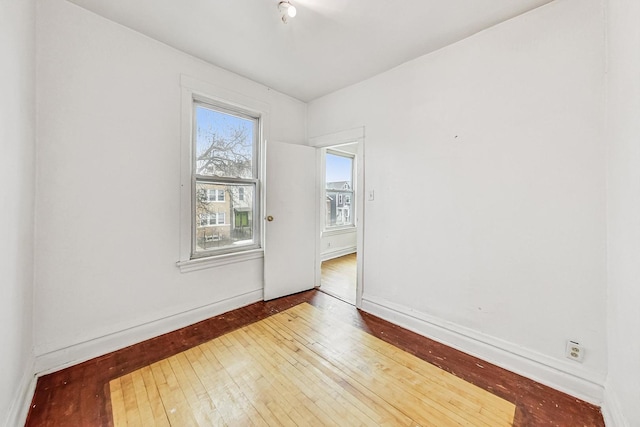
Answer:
[110, 303, 515, 426]
[26, 290, 605, 426]
[320, 253, 356, 305]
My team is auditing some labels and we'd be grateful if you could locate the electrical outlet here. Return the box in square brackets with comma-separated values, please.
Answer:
[565, 340, 584, 362]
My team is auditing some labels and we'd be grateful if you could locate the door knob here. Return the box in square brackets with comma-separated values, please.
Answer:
[267, 215, 274, 222]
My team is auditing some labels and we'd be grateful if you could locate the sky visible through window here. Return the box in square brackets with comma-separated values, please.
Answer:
[326, 153, 352, 183]
[196, 106, 253, 155]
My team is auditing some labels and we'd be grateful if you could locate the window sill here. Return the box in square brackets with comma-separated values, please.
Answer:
[322, 226, 357, 237]
[176, 249, 264, 273]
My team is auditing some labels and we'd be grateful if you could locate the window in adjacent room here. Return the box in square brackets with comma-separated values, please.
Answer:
[192, 100, 259, 257]
[325, 150, 355, 229]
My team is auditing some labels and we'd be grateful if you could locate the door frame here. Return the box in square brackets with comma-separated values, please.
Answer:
[310, 127, 365, 308]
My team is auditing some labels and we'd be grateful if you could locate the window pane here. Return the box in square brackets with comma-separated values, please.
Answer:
[326, 153, 352, 190]
[195, 182, 255, 254]
[195, 105, 255, 179]
[326, 152, 354, 228]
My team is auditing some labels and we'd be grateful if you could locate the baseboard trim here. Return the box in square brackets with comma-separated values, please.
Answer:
[602, 389, 628, 427]
[360, 295, 605, 405]
[35, 289, 263, 375]
[4, 357, 36, 427]
[321, 246, 356, 262]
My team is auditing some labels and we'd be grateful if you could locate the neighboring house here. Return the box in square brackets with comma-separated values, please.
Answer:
[196, 186, 231, 249]
[196, 186, 253, 250]
[231, 186, 253, 241]
[326, 181, 353, 227]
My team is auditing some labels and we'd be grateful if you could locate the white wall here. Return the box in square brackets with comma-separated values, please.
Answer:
[309, 0, 607, 401]
[321, 229, 357, 261]
[34, 0, 307, 372]
[0, 0, 36, 424]
[605, 0, 640, 424]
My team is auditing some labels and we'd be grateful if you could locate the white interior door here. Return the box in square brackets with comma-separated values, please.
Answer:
[264, 141, 317, 300]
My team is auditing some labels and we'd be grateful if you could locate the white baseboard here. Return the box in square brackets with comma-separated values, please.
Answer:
[4, 357, 36, 427]
[360, 294, 606, 405]
[35, 289, 263, 375]
[321, 246, 356, 262]
[602, 389, 628, 427]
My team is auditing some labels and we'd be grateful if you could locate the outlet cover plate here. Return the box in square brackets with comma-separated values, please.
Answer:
[565, 340, 584, 362]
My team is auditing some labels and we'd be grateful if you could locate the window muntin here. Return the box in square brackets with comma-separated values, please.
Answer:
[192, 101, 259, 258]
[325, 151, 355, 228]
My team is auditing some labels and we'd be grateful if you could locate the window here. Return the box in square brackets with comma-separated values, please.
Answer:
[325, 150, 355, 228]
[205, 189, 225, 202]
[200, 212, 225, 226]
[192, 100, 260, 257]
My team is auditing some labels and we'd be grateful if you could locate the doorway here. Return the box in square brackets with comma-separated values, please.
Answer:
[311, 127, 365, 307]
[316, 139, 361, 306]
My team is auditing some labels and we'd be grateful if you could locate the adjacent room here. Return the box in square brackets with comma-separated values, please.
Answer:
[2, 0, 640, 425]
[320, 143, 359, 305]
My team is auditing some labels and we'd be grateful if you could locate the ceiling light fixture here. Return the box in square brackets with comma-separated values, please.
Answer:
[278, 1, 297, 23]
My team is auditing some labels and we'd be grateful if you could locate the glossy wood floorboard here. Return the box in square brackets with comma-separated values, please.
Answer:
[26, 290, 604, 426]
[320, 253, 356, 305]
[110, 303, 515, 426]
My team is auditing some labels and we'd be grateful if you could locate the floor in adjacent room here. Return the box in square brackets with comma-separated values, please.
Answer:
[320, 253, 356, 305]
[26, 290, 605, 426]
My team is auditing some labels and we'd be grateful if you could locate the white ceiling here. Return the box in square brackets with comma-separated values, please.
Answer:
[66, 0, 553, 102]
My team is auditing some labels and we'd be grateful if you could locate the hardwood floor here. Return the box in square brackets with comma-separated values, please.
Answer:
[26, 290, 604, 426]
[110, 303, 515, 426]
[320, 253, 356, 305]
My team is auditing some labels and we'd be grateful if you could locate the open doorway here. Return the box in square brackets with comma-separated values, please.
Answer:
[319, 143, 358, 305]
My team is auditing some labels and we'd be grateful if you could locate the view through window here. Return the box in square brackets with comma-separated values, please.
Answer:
[325, 151, 354, 228]
[193, 102, 259, 257]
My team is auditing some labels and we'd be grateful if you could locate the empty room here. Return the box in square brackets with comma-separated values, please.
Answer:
[2, 0, 639, 425]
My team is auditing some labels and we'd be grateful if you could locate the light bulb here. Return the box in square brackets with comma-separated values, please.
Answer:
[278, 1, 297, 21]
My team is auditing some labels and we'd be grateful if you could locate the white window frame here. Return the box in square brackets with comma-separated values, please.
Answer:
[191, 99, 260, 259]
[177, 75, 269, 272]
[324, 149, 356, 231]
